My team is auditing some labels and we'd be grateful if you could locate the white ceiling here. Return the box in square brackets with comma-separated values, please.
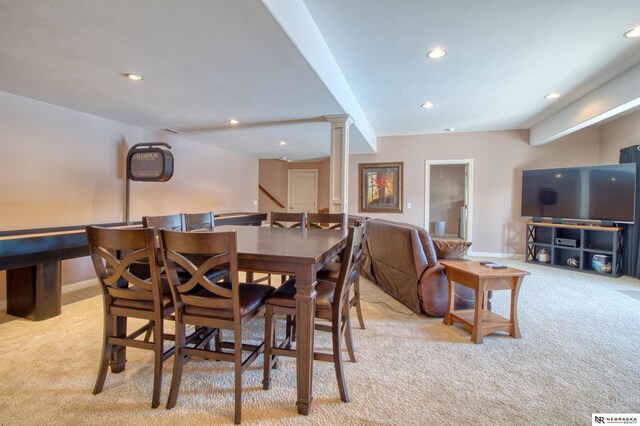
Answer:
[1, 0, 640, 161]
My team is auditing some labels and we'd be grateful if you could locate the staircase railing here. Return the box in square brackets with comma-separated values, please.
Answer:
[258, 185, 285, 209]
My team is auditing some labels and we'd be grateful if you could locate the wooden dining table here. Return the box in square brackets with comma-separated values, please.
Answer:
[200, 224, 348, 415]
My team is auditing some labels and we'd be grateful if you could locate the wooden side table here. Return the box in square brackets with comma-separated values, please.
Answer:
[440, 260, 530, 344]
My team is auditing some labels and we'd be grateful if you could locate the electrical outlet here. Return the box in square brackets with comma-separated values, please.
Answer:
[253, 200, 258, 206]
[407, 202, 412, 209]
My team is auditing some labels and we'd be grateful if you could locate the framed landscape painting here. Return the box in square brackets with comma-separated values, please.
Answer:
[359, 162, 403, 213]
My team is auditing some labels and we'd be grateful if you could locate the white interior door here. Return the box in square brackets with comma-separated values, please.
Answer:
[288, 170, 317, 213]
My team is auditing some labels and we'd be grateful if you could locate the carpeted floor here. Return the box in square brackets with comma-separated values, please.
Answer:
[0, 258, 638, 425]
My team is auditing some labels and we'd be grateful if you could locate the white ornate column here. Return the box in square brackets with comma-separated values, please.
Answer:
[325, 114, 353, 214]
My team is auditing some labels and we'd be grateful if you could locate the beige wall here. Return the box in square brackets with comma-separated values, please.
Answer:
[0, 91, 258, 300]
[258, 159, 290, 215]
[599, 110, 640, 164]
[2, 95, 638, 302]
[349, 128, 604, 255]
[258, 158, 330, 219]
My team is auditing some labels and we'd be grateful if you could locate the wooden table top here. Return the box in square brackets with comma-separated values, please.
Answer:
[439, 260, 530, 277]
[198, 225, 348, 264]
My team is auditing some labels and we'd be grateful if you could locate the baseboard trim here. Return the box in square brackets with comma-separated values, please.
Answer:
[61, 278, 98, 294]
[0, 278, 98, 311]
[468, 251, 525, 260]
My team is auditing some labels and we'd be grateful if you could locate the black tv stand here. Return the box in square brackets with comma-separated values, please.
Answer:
[525, 221, 623, 277]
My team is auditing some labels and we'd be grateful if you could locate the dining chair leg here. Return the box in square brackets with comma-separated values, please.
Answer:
[262, 306, 275, 390]
[93, 313, 113, 395]
[344, 311, 356, 363]
[332, 321, 349, 403]
[234, 332, 243, 425]
[214, 327, 222, 352]
[353, 277, 366, 329]
[166, 323, 186, 410]
[151, 318, 163, 408]
[285, 315, 294, 347]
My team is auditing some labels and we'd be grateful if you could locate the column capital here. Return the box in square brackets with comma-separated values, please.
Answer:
[324, 114, 354, 126]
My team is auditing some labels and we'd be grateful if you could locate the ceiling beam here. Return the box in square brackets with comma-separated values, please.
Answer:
[530, 63, 640, 146]
[262, 0, 377, 153]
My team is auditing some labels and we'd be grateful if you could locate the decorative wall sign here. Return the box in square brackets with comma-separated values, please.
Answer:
[127, 145, 173, 182]
[359, 162, 403, 213]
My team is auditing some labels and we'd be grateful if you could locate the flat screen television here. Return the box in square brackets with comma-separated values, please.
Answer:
[521, 163, 636, 223]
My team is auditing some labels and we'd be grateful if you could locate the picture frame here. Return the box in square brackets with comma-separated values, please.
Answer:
[359, 162, 403, 213]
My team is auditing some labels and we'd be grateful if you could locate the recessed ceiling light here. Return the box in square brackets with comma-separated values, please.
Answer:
[164, 128, 182, 134]
[623, 25, 640, 38]
[279, 141, 287, 145]
[229, 119, 239, 125]
[445, 128, 455, 132]
[421, 102, 434, 109]
[545, 93, 560, 99]
[426, 47, 447, 59]
[123, 73, 143, 81]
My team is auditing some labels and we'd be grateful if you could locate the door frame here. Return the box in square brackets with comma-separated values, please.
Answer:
[424, 159, 473, 241]
[287, 169, 318, 213]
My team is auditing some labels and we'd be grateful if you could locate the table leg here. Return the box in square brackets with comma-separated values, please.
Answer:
[294, 264, 317, 415]
[6, 262, 62, 321]
[510, 276, 524, 339]
[472, 283, 483, 344]
[443, 275, 454, 326]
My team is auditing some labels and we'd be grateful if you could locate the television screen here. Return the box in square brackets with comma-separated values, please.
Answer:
[521, 164, 636, 223]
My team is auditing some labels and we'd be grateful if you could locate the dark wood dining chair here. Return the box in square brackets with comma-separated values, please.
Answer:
[270, 211, 307, 228]
[250, 211, 307, 286]
[142, 213, 185, 231]
[262, 222, 366, 403]
[86, 225, 174, 408]
[307, 212, 347, 230]
[313, 214, 367, 329]
[160, 229, 275, 425]
[184, 211, 214, 231]
[348, 219, 368, 329]
[144, 212, 228, 282]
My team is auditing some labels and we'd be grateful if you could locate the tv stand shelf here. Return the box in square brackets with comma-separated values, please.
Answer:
[525, 221, 623, 277]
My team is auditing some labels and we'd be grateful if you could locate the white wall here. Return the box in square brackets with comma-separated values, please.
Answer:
[0, 91, 258, 300]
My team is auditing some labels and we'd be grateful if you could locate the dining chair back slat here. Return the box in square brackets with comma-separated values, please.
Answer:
[142, 214, 185, 231]
[184, 211, 215, 231]
[270, 212, 306, 228]
[307, 212, 347, 230]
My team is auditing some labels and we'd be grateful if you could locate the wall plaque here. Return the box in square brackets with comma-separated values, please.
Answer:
[127, 147, 173, 181]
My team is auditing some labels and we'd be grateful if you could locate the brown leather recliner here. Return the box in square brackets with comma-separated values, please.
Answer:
[360, 219, 485, 317]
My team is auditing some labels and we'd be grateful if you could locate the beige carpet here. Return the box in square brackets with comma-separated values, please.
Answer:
[0, 259, 638, 425]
